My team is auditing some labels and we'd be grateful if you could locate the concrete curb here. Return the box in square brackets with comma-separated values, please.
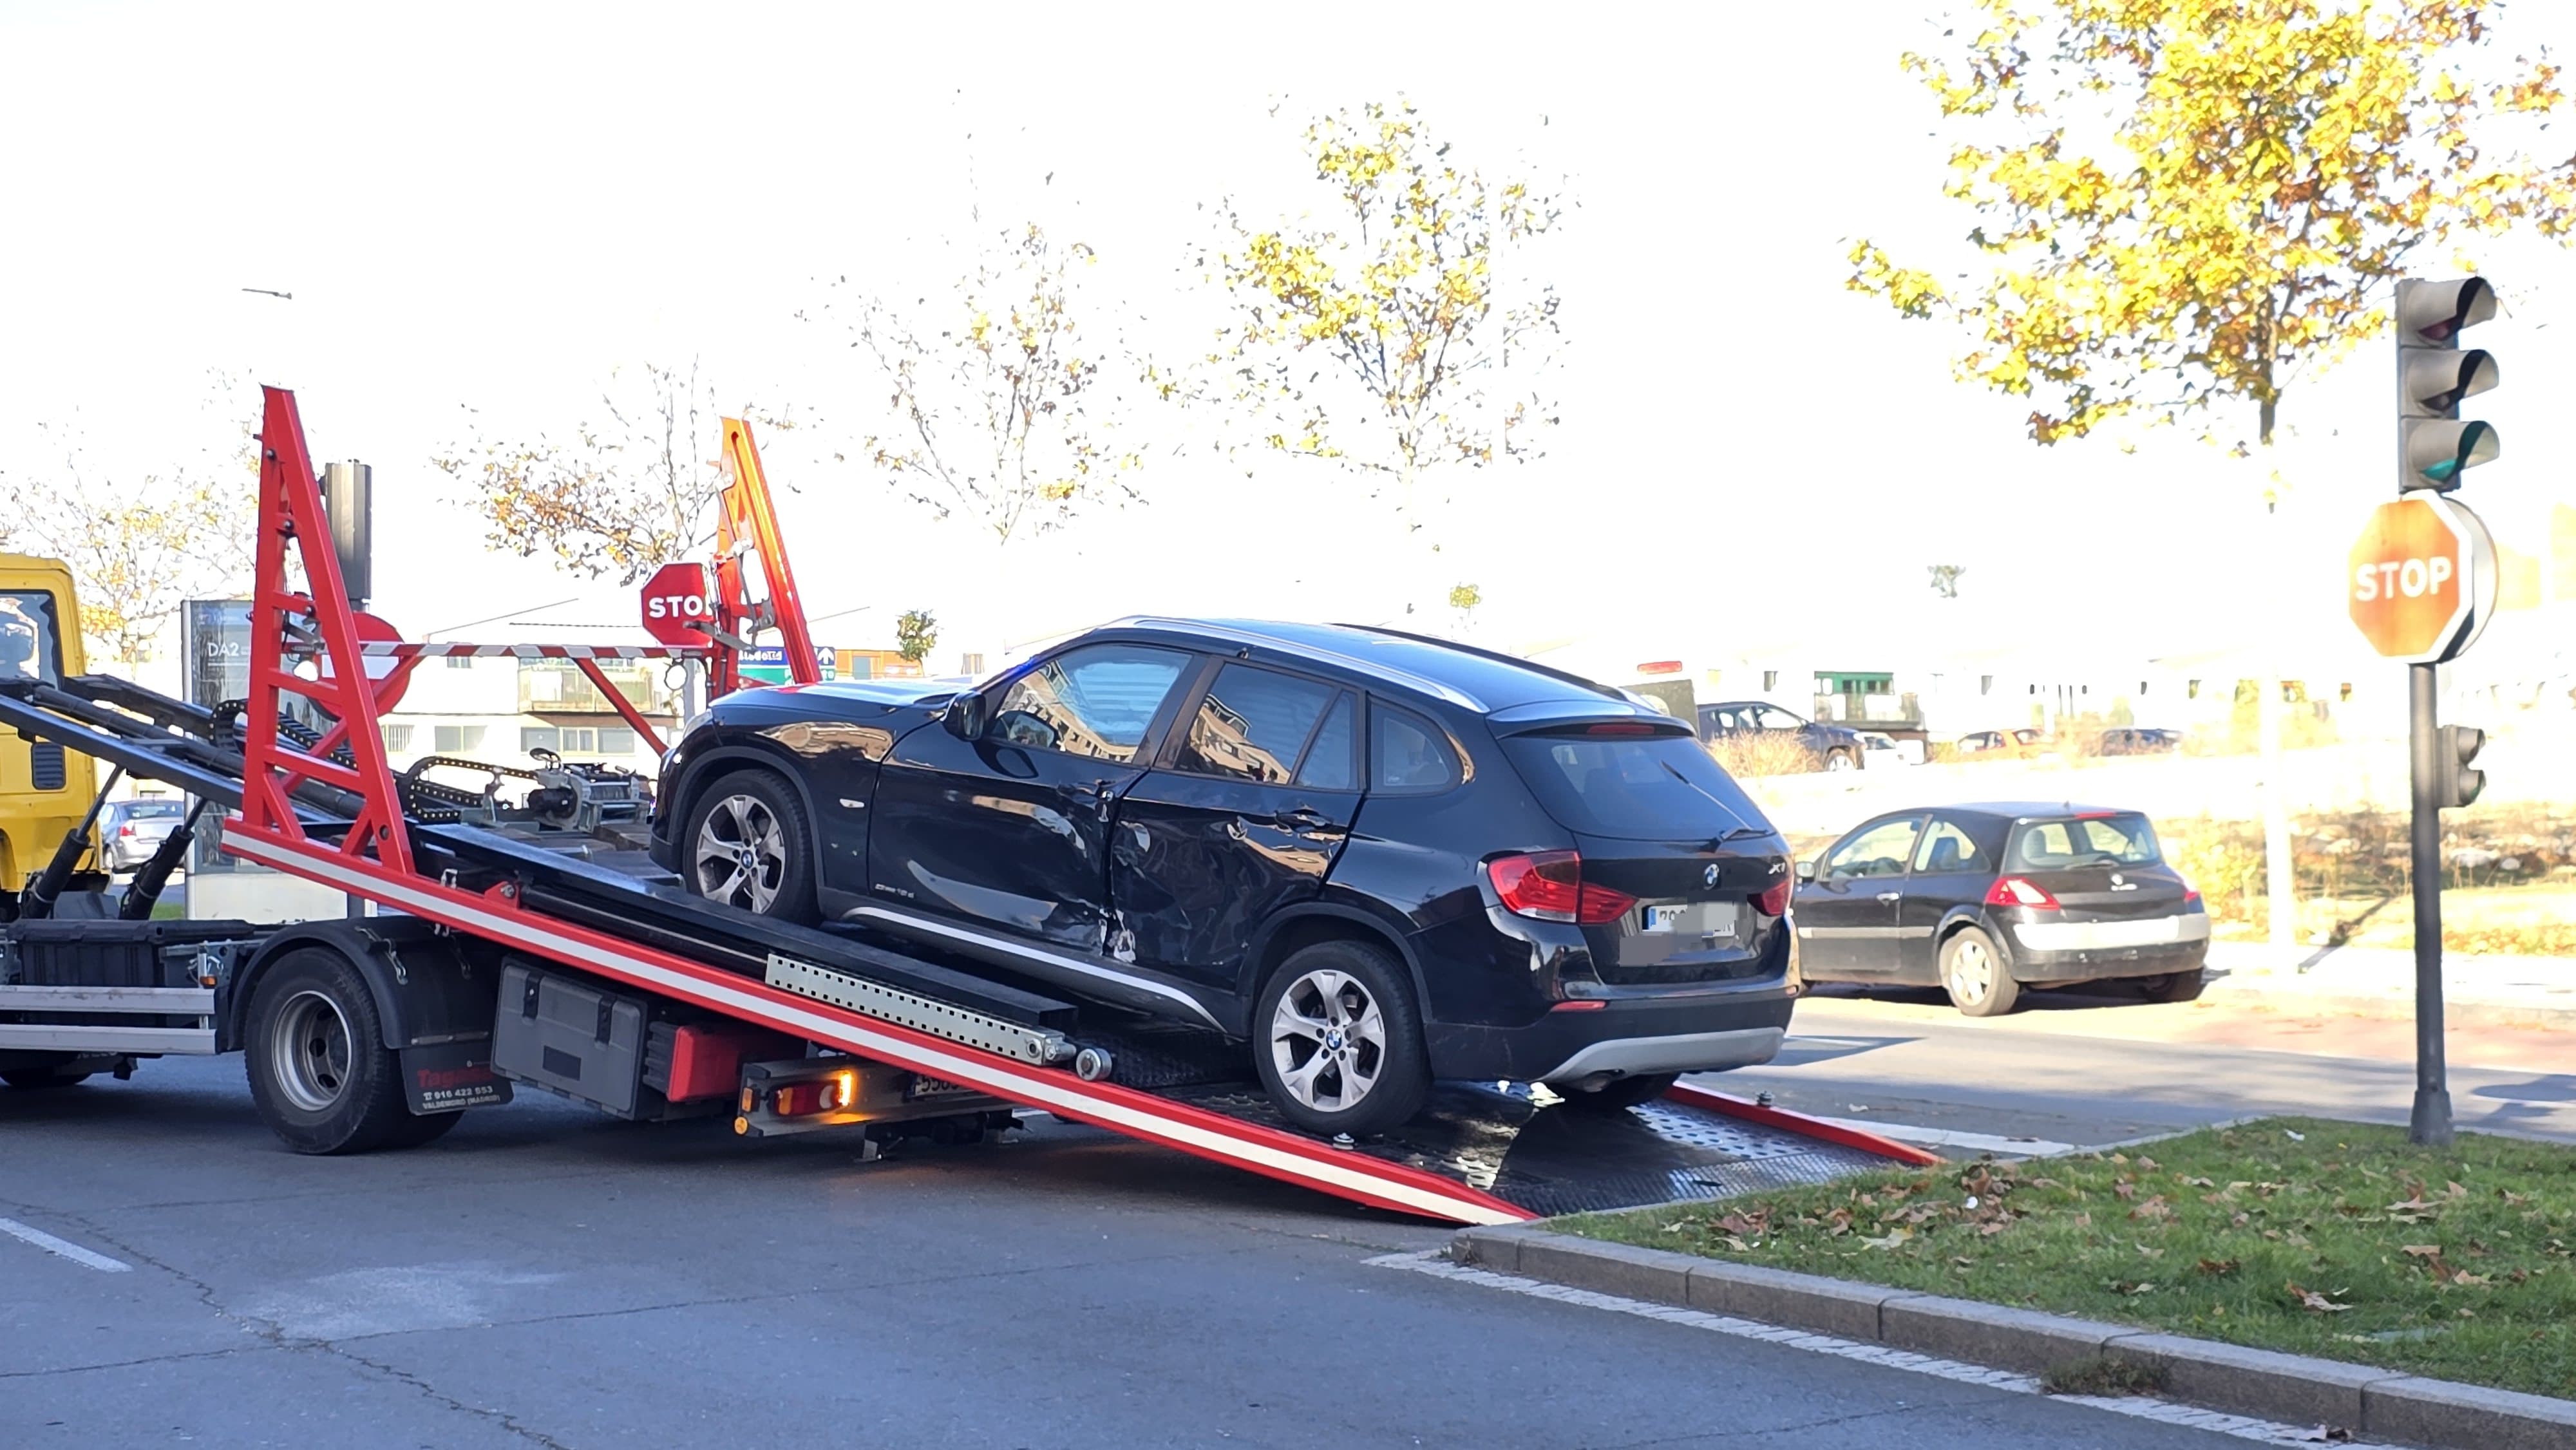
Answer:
[1453, 1225, 2576, 1450]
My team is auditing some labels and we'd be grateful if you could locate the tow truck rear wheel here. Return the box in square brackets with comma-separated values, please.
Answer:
[245, 948, 413, 1154]
[1, 1064, 93, 1090]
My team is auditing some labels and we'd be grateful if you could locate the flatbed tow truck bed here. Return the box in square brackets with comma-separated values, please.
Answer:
[0, 388, 1931, 1225]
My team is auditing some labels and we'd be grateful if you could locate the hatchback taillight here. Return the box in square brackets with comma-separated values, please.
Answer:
[1756, 877, 1792, 916]
[1488, 851, 1637, 925]
[1985, 876, 2060, 910]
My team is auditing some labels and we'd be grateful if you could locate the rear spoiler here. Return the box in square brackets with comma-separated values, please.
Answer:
[1484, 699, 1691, 738]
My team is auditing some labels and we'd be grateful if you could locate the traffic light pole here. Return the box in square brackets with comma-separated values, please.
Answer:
[2407, 661, 2451, 1147]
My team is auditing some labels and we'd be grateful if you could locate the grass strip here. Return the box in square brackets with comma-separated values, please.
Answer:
[1557, 1117, 2575, 1400]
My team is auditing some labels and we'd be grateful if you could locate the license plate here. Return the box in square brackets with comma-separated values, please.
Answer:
[1642, 905, 1689, 934]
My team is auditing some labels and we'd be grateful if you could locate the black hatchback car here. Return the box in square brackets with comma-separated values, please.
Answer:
[649, 619, 1798, 1135]
[1790, 803, 2207, 1016]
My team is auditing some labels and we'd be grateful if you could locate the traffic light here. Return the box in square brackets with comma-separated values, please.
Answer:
[2395, 278, 2499, 492]
[2437, 724, 2485, 809]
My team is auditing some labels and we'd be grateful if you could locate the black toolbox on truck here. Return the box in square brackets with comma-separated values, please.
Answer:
[490, 958, 650, 1116]
[1, 918, 264, 987]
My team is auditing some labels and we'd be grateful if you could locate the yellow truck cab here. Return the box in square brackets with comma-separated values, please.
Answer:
[0, 554, 97, 890]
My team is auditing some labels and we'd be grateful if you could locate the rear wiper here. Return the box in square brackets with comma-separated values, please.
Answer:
[1715, 825, 1774, 844]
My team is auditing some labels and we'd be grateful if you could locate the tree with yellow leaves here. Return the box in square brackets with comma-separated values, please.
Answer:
[1849, 0, 2573, 454]
[1848, 0, 2575, 946]
[830, 222, 1139, 546]
[1192, 99, 1563, 611]
[433, 361, 802, 585]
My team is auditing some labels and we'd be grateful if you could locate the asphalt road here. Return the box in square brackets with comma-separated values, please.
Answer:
[8, 1057, 2277, 1450]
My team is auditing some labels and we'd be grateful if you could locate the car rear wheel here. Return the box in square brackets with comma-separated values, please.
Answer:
[683, 770, 817, 925]
[2137, 966, 2206, 1003]
[1940, 927, 2020, 1017]
[1255, 940, 1430, 1138]
[1, 1064, 93, 1090]
[1825, 748, 1857, 772]
[1558, 1073, 1680, 1112]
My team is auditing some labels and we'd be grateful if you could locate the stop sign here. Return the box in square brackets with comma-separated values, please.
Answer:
[639, 562, 717, 646]
[2347, 495, 2495, 663]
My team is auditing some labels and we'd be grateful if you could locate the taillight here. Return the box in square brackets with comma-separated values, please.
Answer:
[118, 824, 136, 838]
[1985, 876, 2060, 909]
[1756, 876, 1792, 916]
[2184, 886, 2203, 909]
[1488, 851, 1636, 925]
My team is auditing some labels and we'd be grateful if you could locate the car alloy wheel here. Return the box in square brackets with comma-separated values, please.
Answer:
[1826, 749, 1855, 772]
[1946, 936, 1994, 1004]
[1267, 968, 1386, 1115]
[693, 793, 789, 914]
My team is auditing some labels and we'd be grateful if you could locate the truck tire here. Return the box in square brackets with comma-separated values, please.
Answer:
[1, 1065, 92, 1090]
[244, 948, 413, 1154]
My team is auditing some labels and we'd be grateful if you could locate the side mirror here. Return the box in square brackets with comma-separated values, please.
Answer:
[942, 691, 989, 740]
[1795, 858, 1817, 883]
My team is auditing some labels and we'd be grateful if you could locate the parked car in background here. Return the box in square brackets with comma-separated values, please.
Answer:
[1697, 701, 1866, 771]
[2099, 727, 2183, 756]
[101, 796, 186, 873]
[1855, 731, 1922, 766]
[1790, 802, 2207, 1016]
[1953, 728, 2047, 759]
[650, 618, 1800, 1136]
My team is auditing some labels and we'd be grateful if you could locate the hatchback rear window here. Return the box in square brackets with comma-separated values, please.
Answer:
[1501, 731, 1770, 842]
[2007, 813, 2163, 870]
[122, 800, 184, 819]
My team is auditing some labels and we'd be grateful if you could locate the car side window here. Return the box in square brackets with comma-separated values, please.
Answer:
[1912, 820, 1985, 874]
[1294, 693, 1358, 791]
[1369, 702, 1462, 794]
[987, 644, 1189, 764]
[1174, 664, 1338, 786]
[1826, 818, 1922, 881]
[1759, 707, 1801, 731]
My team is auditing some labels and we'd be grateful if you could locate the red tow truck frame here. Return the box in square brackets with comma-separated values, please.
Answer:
[0, 388, 1935, 1226]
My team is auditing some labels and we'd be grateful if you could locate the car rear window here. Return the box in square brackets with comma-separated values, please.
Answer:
[2006, 813, 2163, 870]
[124, 800, 184, 819]
[1500, 731, 1771, 842]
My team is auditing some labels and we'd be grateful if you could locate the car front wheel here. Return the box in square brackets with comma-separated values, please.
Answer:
[683, 769, 817, 925]
[1255, 940, 1430, 1138]
[1940, 927, 2020, 1017]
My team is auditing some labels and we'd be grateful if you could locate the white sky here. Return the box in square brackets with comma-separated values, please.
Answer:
[3, 0, 2572, 679]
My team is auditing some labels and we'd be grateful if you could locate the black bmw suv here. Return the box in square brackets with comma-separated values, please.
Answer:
[649, 619, 1797, 1135]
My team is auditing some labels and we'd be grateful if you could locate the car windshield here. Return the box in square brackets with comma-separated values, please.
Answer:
[1500, 731, 1772, 842]
[2006, 813, 2163, 871]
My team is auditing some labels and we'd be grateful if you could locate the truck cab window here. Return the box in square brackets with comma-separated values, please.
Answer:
[0, 592, 63, 684]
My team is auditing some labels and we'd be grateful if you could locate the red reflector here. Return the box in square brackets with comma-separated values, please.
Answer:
[1550, 1000, 1607, 1012]
[1984, 876, 2061, 910]
[1488, 851, 1635, 924]
[1755, 876, 1792, 916]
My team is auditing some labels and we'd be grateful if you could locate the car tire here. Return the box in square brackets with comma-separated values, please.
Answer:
[1, 1066, 93, 1090]
[681, 769, 818, 925]
[1825, 748, 1857, 772]
[1940, 927, 2020, 1017]
[2137, 966, 2206, 1003]
[1254, 939, 1431, 1138]
[1558, 1073, 1680, 1112]
[243, 948, 413, 1154]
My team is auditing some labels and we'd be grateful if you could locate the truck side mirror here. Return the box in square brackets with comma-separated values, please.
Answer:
[942, 691, 989, 740]
[1795, 858, 1817, 883]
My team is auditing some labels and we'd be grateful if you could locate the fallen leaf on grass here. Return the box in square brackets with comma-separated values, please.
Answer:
[2129, 1195, 2173, 1222]
[2287, 1283, 2353, 1313]
[1859, 1228, 1913, 1250]
[1719, 1235, 1752, 1252]
[2112, 1280, 2156, 1296]
[2136, 1243, 2164, 1259]
[2195, 1257, 2242, 1277]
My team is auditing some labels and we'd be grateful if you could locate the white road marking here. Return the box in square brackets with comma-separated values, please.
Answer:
[0, 1216, 132, 1273]
[1367, 1251, 2349, 1446]
[1808, 1116, 2080, 1158]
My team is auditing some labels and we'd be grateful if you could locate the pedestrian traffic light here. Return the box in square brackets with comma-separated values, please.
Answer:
[2395, 278, 2499, 492]
[2437, 724, 2485, 809]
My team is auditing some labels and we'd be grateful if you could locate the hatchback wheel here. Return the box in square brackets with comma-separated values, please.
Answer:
[1940, 926, 2020, 1017]
[1825, 749, 1857, 772]
[2137, 966, 2206, 1003]
[684, 770, 817, 925]
[1255, 940, 1430, 1137]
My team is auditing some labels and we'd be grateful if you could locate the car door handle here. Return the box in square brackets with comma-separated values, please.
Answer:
[1875, 891, 1902, 904]
[1273, 806, 1333, 831]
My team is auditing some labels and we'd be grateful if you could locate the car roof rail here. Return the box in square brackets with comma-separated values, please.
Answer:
[1318, 622, 1629, 704]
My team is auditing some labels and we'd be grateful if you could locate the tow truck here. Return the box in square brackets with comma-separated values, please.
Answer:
[0, 388, 1935, 1224]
